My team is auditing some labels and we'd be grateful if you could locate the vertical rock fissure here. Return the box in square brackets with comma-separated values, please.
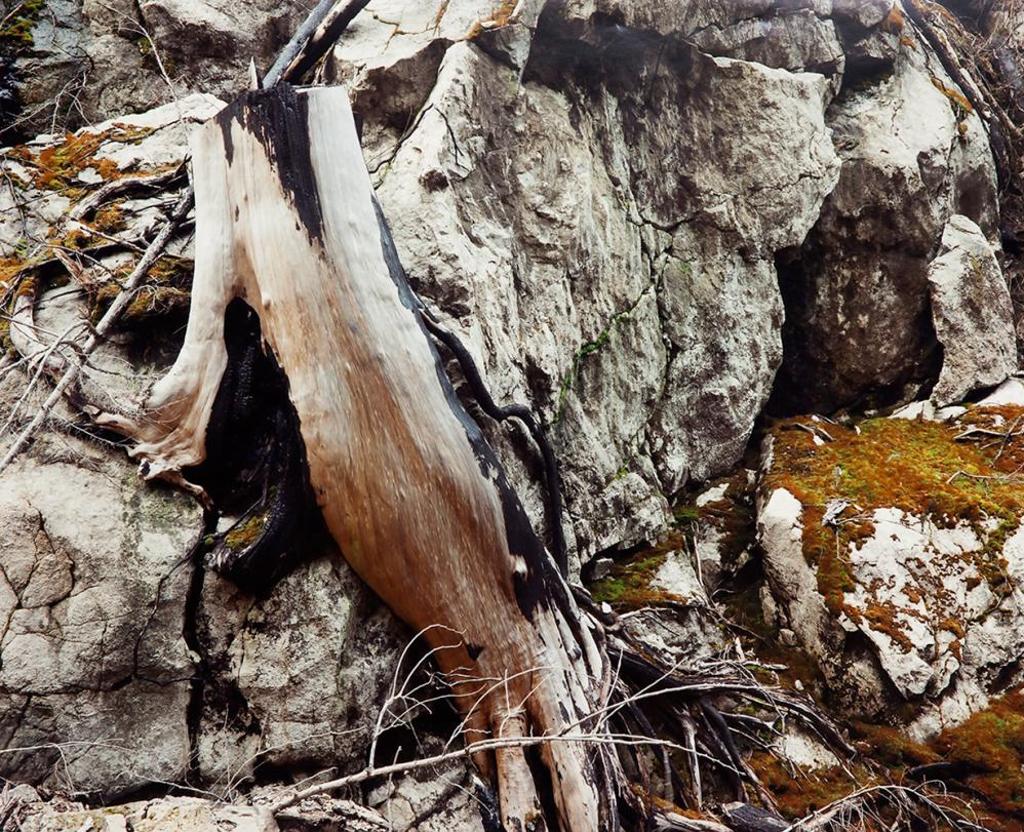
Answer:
[182, 523, 211, 782]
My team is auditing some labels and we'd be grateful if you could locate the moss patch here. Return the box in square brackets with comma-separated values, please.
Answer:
[931, 77, 974, 116]
[0, 0, 45, 52]
[851, 691, 1024, 830]
[850, 721, 940, 768]
[588, 550, 671, 608]
[764, 413, 1024, 617]
[555, 281, 658, 422]
[747, 753, 875, 818]
[90, 255, 193, 324]
[224, 513, 267, 551]
[5, 123, 161, 197]
[935, 688, 1024, 817]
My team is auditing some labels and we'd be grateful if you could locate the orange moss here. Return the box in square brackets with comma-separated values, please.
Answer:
[89, 255, 193, 324]
[931, 77, 975, 114]
[747, 753, 871, 818]
[849, 707, 1024, 832]
[764, 414, 1024, 617]
[492, 0, 517, 26]
[466, 0, 517, 38]
[11, 124, 157, 193]
[881, 5, 905, 33]
[0, 256, 23, 289]
[862, 600, 915, 653]
[851, 722, 940, 768]
[91, 203, 127, 234]
[934, 689, 1024, 816]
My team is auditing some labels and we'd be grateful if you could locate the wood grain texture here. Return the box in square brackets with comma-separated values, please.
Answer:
[112, 85, 613, 831]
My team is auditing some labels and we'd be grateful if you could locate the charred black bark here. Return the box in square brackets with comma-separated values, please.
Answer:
[187, 298, 320, 593]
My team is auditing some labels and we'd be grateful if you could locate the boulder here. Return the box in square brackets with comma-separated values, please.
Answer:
[194, 549, 405, 785]
[773, 26, 1000, 413]
[927, 214, 1016, 405]
[366, 760, 491, 832]
[758, 409, 1024, 737]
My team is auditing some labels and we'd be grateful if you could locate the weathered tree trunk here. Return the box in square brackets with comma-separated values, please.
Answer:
[97, 85, 614, 832]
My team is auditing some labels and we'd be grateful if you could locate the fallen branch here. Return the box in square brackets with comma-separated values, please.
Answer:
[267, 730, 728, 816]
[0, 185, 193, 475]
[263, 0, 374, 87]
[69, 165, 186, 221]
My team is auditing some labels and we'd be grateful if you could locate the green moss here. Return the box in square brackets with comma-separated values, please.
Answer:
[674, 504, 700, 525]
[555, 330, 612, 420]
[555, 278, 662, 422]
[224, 513, 267, 550]
[89, 255, 193, 324]
[0, 0, 45, 52]
[588, 550, 677, 609]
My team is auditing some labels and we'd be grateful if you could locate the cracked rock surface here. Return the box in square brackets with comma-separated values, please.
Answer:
[0, 433, 200, 794]
[334, 1, 842, 556]
[0, 0, 1020, 817]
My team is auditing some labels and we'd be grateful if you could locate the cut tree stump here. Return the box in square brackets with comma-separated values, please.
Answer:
[95, 85, 615, 832]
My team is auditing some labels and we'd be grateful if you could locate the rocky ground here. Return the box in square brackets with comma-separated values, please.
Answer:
[1, 0, 1024, 830]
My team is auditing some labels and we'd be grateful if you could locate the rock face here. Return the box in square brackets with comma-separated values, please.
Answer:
[3, 0, 308, 139]
[0, 435, 200, 795]
[927, 214, 1016, 405]
[333, 1, 843, 555]
[758, 409, 1024, 737]
[1, 0, 1020, 815]
[195, 551, 405, 787]
[773, 24, 1000, 413]
[5, 0, 1008, 562]
[21, 796, 277, 832]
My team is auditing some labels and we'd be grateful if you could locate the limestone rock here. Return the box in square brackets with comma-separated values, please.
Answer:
[195, 548, 405, 785]
[335, 11, 840, 556]
[774, 31, 999, 413]
[367, 760, 491, 832]
[20, 797, 278, 832]
[0, 437, 201, 795]
[928, 214, 1016, 406]
[0, 0, 1016, 808]
[757, 411, 1024, 736]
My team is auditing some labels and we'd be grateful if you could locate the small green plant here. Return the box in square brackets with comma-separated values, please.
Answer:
[0, 0, 45, 52]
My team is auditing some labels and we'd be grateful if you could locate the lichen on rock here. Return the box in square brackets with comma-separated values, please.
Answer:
[759, 406, 1024, 732]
